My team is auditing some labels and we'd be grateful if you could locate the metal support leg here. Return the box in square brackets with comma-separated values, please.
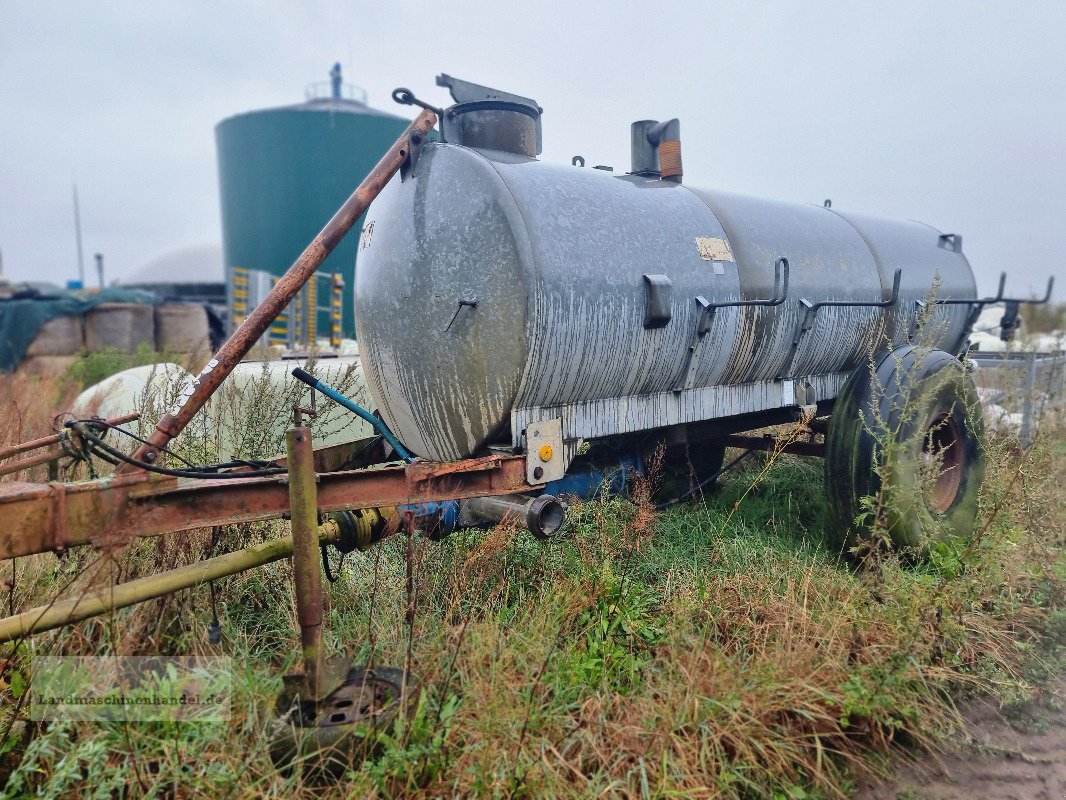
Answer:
[1020, 353, 1037, 449]
[286, 426, 324, 699]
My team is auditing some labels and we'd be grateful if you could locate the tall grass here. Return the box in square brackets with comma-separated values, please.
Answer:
[0, 365, 1064, 798]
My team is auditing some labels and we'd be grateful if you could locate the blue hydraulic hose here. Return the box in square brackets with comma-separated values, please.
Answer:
[290, 367, 415, 462]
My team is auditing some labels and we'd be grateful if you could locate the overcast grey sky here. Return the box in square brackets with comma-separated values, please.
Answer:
[1, 1, 1063, 300]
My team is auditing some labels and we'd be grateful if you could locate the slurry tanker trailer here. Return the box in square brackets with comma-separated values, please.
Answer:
[0, 75, 1052, 772]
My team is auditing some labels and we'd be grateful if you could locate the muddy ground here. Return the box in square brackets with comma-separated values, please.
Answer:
[857, 677, 1066, 800]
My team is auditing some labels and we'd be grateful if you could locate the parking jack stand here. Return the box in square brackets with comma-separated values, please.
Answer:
[286, 424, 325, 699]
[270, 422, 408, 779]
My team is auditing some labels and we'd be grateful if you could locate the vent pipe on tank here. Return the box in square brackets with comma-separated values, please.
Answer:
[630, 118, 683, 183]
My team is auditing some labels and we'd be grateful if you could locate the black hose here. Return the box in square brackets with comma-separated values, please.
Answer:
[83, 420, 199, 469]
[70, 423, 287, 479]
[654, 448, 755, 510]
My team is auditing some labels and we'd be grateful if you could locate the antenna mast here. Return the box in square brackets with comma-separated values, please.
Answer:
[73, 184, 85, 288]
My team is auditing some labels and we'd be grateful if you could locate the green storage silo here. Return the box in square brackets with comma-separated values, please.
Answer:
[216, 66, 410, 343]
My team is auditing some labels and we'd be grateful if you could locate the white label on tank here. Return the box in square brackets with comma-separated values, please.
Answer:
[695, 236, 734, 262]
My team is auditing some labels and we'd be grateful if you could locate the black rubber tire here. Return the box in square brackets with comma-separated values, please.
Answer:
[824, 345, 984, 555]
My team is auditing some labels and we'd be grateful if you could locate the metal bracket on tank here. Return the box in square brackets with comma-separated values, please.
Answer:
[778, 267, 901, 380]
[444, 298, 478, 333]
[525, 418, 566, 485]
[391, 88, 442, 182]
[400, 128, 429, 181]
[908, 300, 927, 342]
[675, 257, 790, 392]
[937, 233, 963, 253]
[642, 274, 674, 328]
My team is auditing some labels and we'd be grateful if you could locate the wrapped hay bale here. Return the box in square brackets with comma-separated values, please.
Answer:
[154, 304, 209, 354]
[25, 315, 84, 357]
[85, 303, 154, 353]
[19, 355, 79, 378]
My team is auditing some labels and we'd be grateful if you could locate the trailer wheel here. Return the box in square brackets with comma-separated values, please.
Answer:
[824, 345, 984, 555]
[269, 665, 409, 779]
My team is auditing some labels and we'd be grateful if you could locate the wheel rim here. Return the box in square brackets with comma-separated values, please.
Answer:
[921, 413, 963, 513]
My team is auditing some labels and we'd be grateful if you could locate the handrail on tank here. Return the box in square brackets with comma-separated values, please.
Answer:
[778, 267, 902, 379]
[793, 266, 903, 347]
[694, 256, 790, 335]
[922, 272, 1055, 350]
[934, 272, 1053, 309]
[677, 257, 790, 392]
[304, 81, 368, 104]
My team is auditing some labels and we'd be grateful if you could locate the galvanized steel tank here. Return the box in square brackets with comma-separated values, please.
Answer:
[355, 77, 977, 462]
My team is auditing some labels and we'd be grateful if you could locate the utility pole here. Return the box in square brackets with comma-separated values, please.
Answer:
[94, 253, 104, 289]
[73, 184, 86, 288]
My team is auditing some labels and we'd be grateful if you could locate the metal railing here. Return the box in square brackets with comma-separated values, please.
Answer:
[971, 350, 1066, 447]
[303, 81, 368, 105]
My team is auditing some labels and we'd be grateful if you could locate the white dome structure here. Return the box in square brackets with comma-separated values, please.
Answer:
[116, 244, 224, 287]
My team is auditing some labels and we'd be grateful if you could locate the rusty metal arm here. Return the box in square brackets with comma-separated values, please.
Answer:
[122, 109, 438, 471]
[0, 454, 530, 560]
[0, 412, 141, 478]
[0, 413, 139, 462]
[0, 449, 65, 478]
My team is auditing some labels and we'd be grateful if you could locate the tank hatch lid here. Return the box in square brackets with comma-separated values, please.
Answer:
[436, 73, 539, 108]
[436, 73, 543, 156]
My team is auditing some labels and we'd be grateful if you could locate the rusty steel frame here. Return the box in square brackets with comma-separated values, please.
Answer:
[122, 108, 437, 471]
[0, 454, 530, 561]
[725, 434, 826, 458]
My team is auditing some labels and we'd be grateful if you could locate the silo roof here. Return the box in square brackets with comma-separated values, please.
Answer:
[218, 96, 410, 126]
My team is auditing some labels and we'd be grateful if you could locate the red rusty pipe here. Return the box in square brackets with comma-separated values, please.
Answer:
[0, 412, 139, 462]
[0, 449, 64, 478]
[120, 109, 437, 472]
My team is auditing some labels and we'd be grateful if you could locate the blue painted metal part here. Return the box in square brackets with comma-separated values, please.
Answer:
[545, 452, 643, 499]
[290, 368, 415, 462]
[400, 500, 460, 537]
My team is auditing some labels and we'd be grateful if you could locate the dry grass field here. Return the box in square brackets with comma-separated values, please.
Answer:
[0, 352, 1063, 799]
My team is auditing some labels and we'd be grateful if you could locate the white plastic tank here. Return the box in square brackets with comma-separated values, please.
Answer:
[70, 356, 375, 464]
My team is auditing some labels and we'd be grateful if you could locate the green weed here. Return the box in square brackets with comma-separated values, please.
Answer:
[0, 365, 1063, 798]
[66, 343, 177, 389]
